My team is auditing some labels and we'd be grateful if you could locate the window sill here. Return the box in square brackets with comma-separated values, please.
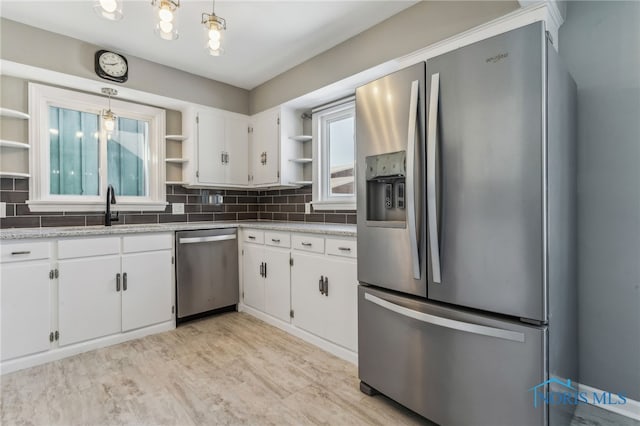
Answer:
[26, 200, 168, 213]
[312, 201, 356, 211]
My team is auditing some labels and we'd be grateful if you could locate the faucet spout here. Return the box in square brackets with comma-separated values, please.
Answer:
[105, 185, 119, 226]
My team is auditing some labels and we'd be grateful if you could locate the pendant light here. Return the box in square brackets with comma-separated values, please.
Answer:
[93, 0, 123, 21]
[101, 88, 118, 133]
[202, 0, 226, 56]
[152, 0, 180, 41]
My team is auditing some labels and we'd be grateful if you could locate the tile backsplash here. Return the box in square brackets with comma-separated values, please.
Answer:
[0, 179, 356, 229]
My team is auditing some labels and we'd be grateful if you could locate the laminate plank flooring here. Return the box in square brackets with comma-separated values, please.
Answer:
[1, 312, 636, 426]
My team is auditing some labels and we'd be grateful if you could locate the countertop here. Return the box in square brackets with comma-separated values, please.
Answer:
[0, 221, 357, 240]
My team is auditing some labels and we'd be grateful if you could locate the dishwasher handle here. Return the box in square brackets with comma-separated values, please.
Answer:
[179, 234, 237, 244]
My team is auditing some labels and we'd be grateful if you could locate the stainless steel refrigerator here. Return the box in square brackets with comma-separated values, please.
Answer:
[356, 22, 577, 426]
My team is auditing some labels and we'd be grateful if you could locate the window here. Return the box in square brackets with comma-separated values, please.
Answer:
[312, 99, 356, 210]
[28, 83, 166, 212]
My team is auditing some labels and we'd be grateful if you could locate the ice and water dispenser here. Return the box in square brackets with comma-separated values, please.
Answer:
[365, 151, 407, 225]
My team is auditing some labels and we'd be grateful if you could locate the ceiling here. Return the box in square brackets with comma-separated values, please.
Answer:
[1, 1, 417, 90]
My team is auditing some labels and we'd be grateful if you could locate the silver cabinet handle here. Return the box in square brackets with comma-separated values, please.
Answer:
[338, 247, 351, 251]
[406, 79, 421, 280]
[123, 272, 128, 291]
[116, 273, 121, 292]
[264, 262, 267, 279]
[301, 242, 312, 246]
[323, 276, 328, 297]
[319, 275, 324, 295]
[271, 238, 280, 243]
[248, 235, 256, 240]
[364, 292, 524, 342]
[10, 251, 31, 255]
[259, 262, 264, 277]
[427, 73, 442, 284]
[221, 151, 225, 164]
[179, 235, 236, 244]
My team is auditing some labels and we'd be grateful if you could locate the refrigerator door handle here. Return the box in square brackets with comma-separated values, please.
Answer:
[364, 292, 525, 343]
[427, 73, 442, 284]
[406, 79, 421, 280]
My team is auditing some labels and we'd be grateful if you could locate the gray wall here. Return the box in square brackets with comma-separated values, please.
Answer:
[560, 1, 640, 400]
[248, 1, 519, 114]
[0, 18, 249, 114]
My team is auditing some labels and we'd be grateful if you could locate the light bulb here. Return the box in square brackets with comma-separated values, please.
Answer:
[100, 0, 117, 13]
[208, 39, 221, 51]
[208, 28, 221, 41]
[104, 116, 115, 132]
[159, 20, 173, 33]
[158, 6, 173, 22]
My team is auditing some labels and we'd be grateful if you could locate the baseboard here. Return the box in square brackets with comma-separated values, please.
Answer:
[578, 383, 640, 421]
[0, 321, 175, 375]
[238, 303, 358, 365]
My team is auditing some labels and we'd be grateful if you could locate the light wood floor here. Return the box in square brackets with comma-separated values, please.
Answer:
[1, 312, 636, 426]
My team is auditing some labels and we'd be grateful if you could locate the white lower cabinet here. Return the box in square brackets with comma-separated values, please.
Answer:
[242, 238, 291, 322]
[58, 255, 122, 346]
[291, 251, 358, 352]
[0, 260, 52, 361]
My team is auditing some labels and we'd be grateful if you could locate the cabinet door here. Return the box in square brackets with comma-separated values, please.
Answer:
[291, 252, 327, 338]
[121, 251, 172, 332]
[324, 257, 358, 351]
[58, 256, 121, 346]
[251, 109, 280, 185]
[226, 116, 249, 185]
[263, 247, 291, 323]
[0, 261, 51, 361]
[242, 244, 264, 311]
[197, 109, 226, 184]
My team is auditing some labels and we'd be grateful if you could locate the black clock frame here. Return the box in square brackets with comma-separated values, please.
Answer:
[94, 50, 129, 83]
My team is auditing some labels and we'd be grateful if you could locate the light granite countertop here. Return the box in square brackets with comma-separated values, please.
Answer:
[0, 221, 357, 240]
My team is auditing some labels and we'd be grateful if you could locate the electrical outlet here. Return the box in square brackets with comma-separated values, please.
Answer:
[172, 203, 184, 215]
[0, 202, 6, 218]
[305, 202, 311, 214]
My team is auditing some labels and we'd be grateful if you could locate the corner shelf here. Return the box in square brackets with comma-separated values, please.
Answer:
[0, 140, 30, 149]
[289, 180, 312, 186]
[165, 158, 188, 164]
[289, 135, 312, 142]
[165, 134, 187, 141]
[0, 108, 30, 120]
[0, 172, 30, 179]
[289, 158, 312, 164]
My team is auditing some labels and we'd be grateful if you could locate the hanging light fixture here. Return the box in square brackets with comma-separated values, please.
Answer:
[152, 0, 180, 40]
[202, 0, 226, 56]
[101, 88, 118, 133]
[93, 0, 123, 21]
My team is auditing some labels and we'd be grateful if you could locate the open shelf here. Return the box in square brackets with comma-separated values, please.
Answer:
[165, 158, 188, 163]
[289, 135, 312, 142]
[0, 172, 30, 179]
[289, 180, 312, 186]
[0, 108, 30, 120]
[289, 158, 312, 164]
[0, 140, 30, 149]
[166, 181, 188, 185]
[165, 134, 187, 141]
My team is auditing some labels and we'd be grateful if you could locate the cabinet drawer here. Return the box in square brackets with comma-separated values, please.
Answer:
[265, 231, 290, 248]
[326, 238, 357, 258]
[292, 234, 325, 254]
[123, 233, 172, 253]
[58, 237, 120, 259]
[1, 241, 50, 263]
[243, 230, 264, 244]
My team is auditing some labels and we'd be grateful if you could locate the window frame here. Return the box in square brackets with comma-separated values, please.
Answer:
[28, 83, 166, 212]
[312, 100, 356, 210]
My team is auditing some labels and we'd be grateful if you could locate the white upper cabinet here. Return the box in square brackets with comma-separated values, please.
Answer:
[183, 106, 250, 187]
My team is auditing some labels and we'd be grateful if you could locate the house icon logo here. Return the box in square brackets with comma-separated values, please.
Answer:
[528, 378, 576, 408]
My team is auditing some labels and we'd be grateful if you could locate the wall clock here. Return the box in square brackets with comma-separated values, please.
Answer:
[95, 50, 128, 83]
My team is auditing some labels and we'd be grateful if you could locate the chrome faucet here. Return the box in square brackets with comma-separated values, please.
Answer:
[105, 184, 119, 226]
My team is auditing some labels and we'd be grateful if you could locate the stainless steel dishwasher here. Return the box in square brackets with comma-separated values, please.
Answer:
[175, 228, 239, 322]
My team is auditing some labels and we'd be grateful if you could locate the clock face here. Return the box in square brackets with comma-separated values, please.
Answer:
[98, 51, 127, 77]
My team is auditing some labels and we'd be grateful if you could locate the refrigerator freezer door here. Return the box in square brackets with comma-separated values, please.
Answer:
[358, 286, 547, 426]
[356, 62, 427, 297]
[426, 22, 547, 321]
